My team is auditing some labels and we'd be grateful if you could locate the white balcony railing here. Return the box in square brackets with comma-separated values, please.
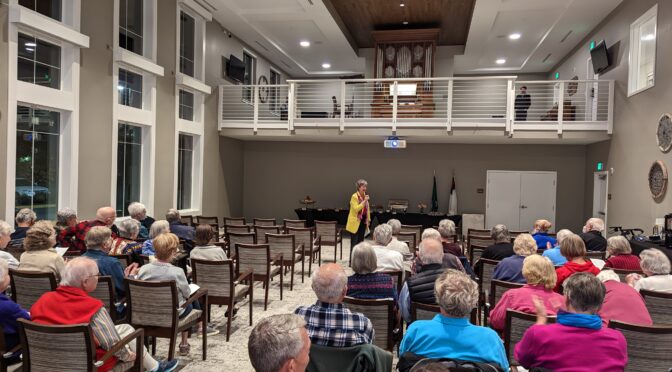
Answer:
[218, 76, 614, 135]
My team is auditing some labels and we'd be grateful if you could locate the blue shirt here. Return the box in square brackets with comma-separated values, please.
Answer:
[543, 246, 567, 266]
[400, 314, 509, 370]
[142, 239, 155, 255]
[82, 249, 126, 300]
[0, 293, 30, 335]
[532, 233, 556, 250]
[493, 255, 527, 284]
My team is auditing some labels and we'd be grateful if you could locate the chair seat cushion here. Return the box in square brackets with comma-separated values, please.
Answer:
[234, 285, 250, 300]
[178, 309, 203, 329]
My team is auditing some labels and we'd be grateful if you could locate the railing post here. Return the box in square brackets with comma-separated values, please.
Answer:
[446, 80, 453, 132]
[558, 82, 564, 135]
[288, 82, 295, 131]
[340, 81, 346, 133]
[608, 80, 614, 134]
[253, 85, 259, 133]
[217, 85, 223, 131]
[392, 81, 398, 133]
[506, 79, 513, 135]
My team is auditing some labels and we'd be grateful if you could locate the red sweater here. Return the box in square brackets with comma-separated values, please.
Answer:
[31, 286, 117, 372]
[555, 260, 601, 292]
[603, 254, 642, 271]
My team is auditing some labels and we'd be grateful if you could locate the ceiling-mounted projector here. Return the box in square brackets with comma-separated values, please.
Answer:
[384, 137, 406, 149]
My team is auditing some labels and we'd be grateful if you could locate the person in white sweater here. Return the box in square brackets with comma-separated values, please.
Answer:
[627, 248, 672, 293]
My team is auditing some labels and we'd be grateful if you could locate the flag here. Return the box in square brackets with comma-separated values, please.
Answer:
[431, 172, 438, 212]
[448, 175, 458, 215]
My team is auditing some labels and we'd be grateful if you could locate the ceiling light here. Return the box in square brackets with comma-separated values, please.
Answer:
[300, 40, 310, 47]
[642, 33, 655, 41]
[496, 58, 506, 64]
[322, 63, 331, 69]
[508, 33, 521, 40]
[25, 42, 36, 47]
[25, 47, 34, 52]
[400, 0, 405, 6]
[403, 21, 409, 25]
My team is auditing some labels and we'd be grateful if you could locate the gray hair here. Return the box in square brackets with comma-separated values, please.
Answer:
[419, 238, 444, 265]
[127, 202, 146, 219]
[56, 208, 77, 227]
[564, 272, 605, 313]
[438, 219, 456, 238]
[0, 220, 12, 237]
[165, 209, 180, 223]
[435, 269, 478, 318]
[596, 269, 621, 283]
[421, 228, 441, 242]
[85, 226, 112, 250]
[149, 220, 170, 238]
[15, 208, 36, 224]
[60, 257, 98, 287]
[607, 235, 632, 255]
[0, 259, 7, 281]
[248, 314, 307, 372]
[310, 264, 347, 302]
[586, 218, 605, 232]
[355, 179, 368, 189]
[491, 224, 510, 243]
[351, 242, 377, 274]
[387, 219, 402, 235]
[118, 218, 141, 239]
[373, 224, 393, 245]
[640, 248, 671, 275]
[556, 229, 573, 245]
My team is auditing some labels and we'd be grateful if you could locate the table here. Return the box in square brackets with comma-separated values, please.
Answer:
[628, 238, 672, 263]
[295, 208, 461, 229]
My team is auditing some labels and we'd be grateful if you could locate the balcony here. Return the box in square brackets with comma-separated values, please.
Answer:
[218, 76, 613, 143]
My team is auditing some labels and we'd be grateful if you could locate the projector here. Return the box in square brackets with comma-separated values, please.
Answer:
[384, 137, 406, 149]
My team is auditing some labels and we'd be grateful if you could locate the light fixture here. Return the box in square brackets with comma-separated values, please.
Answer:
[25, 42, 36, 47]
[117, 85, 124, 90]
[300, 40, 310, 47]
[400, 0, 405, 7]
[642, 33, 656, 41]
[496, 58, 506, 64]
[508, 33, 521, 40]
[322, 63, 331, 69]
[25, 47, 34, 52]
[403, 21, 409, 25]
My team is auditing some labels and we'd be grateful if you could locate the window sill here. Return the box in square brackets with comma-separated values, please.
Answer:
[10, 5, 89, 48]
[115, 48, 165, 77]
[176, 74, 212, 95]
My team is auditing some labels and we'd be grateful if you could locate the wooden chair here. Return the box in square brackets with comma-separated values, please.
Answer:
[180, 215, 194, 226]
[586, 251, 606, 260]
[283, 219, 306, 230]
[380, 270, 404, 296]
[314, 221, 342, 262]
[191, 259, 253, 341]
[253, 218, 276, 226]
[254, 225, 281, 244]
[17, 318, 143, 372]
[139, 255, 151, 266]
[285, 227, 321, 274]
[411, 302, 479, 325]
[111, 254, 132, 271]
[504, 310, 556, 367]
[226, 232, 256, 258]
[196, 216, 219, 226]
[488, 280, 524, 326]
[8, 269, 57, 311]
[639, 289, 672, 325]
[400, 224, 422, 243]
[89, 276, 122, 323]
[343, 297, 397, 352]
[395, 232, 417, 255]
[235, 243, 283, 310]
[475, 258, 500, 324]
[266, 233, 305, 290]
[611, 268, 644, 283]
[467, 228, 492, 264]
[468, 242, 489, 266]
[223, 217, 246, 226]
[224, 224, 251, 235]
[509, 230, 529, 239]
[0, 325, 21, 372]
[124, 279, 208, 361]
[608, 320, 672, 371]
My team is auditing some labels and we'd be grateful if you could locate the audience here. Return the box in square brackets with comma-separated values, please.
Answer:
[542, 229, 572, 266]
[19, 221, 65, 280]
[248, 314, 310, 372]
[111, 218, 144, 257]
[413, 234, 464, 274]
[128, 202, 154, 239]
[347, 243, 397, 303]
[190, 224, 227, 261]
[54, 207, 77, 238]
[369, 227, 404, 271]
[372, 223, 411, 260]
[399, 238, 446, 323]
[579, 218, 607, 252]
[489, 255, 564, 331]
[531, 219, 556, 249]
[165, 209, 195, 251]
[481, 224, 514, 261]
[142, 220, 170, 256]
[603, 235, 641, 270]
[31, 257, 177, 372]
[515, 273, 627, 372]
[627, 248, 672, 293]
[294, 263, 373, 347]
[10, 208, 36, 240]
[554, 234, 600, 292]
[596, 270, 652, 326]
[59, 206, 119, 253]
[400, 269, 509, 370]
[437, 219, 462, 257]
[492, 234, 538, 284]
[0, 259, 30, 365]
[0, 220, 19, 268]
[386, 219, 412, 253]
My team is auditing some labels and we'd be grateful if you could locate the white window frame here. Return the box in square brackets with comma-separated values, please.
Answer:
[242, 49, 257, 104]
[115, 122, 147, 217]
[628, 4, 657, 97]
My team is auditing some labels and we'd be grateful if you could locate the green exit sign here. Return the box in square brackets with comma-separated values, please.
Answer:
[597, 162, 604, 171]
[590, 40, 596, 50]
[554, 72, 560, 80]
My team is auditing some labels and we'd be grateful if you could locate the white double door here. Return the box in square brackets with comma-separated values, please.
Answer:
[485, 170, 557, 231]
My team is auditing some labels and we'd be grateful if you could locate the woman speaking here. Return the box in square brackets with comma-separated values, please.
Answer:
[346, 179, 371, 248]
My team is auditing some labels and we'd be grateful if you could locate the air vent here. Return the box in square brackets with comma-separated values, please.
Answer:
[560, 30, 573, 43]
[542, 53, 552, 63]
[255, 41, 269, 52]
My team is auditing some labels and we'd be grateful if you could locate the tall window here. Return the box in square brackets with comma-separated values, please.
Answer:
[270, 69, 281, 113]
[179, 90, 194, 121]
[242, 52, 256, 102]
[116, 123, 142, 216]
[119, 0, 143, 55]
[15, 106, 60, 220]
[18, 0, 61, 21]
[177, 134, 193, 210]
[17, 33, 61, 90]
[179, 11, 195, 77]
[118, 68, 143, 108]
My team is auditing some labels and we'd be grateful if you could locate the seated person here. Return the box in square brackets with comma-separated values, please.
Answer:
[19, 221, 65, 281]
[58, 206, 119, 253]
[369, 234, 404, 272]
[493, 234, 538, 284]
[531, 219, 556, 250]
[190, 224, 227, 261]
[54, 208, 77, 241]
[248, 314, 310, 372]
[413, 234, 464, 274]
[10, 208, 35, 240]
[387, 219, 412, 253]
[542, 229, 572, 266]
[31, 257, 177, 372]
[0, 260, 30, 365]
[347, 243, 397, 303]
[165, 209, 195, 252]
[110, 218, 143, 257]
[127, 202, 154, 239]
[481, 224, 515, 261]
[294, 263, 373, 347]
[603, 236, 641, 270]
[489, 255, 564, 331]
[627, 248, 672, 293]
[579, 218, 607, 252]
[0, 220, 19, 269]
[515, 273, 627, 372]
[141, 220, 170, 256]
[438, 219, 462, 257]
[555, 234, 600, 292]
[400, 269, 508, 370]
[399, 239, 446, 323]
[372, 224, 411, 260]
[597, 270, 652, 326]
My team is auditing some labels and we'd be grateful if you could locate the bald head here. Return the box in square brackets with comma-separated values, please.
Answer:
[419, 238, 444, 265]
[96, 207, 117, 227]
[310, 263, 347, 303]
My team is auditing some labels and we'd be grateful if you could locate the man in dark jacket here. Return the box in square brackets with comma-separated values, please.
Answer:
[399, 239, 446, 322]
[580, 217, 607, 251]
[515, 86, 531, 121]
[482, 224, 515, 261]
[165, 208, 195, 251]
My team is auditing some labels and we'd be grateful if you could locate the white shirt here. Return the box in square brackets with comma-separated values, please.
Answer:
[386, 238, 412, 259]
[372, 245, 404, 272]
[0, 251, 19, 269]
[634, 274, 672, 293]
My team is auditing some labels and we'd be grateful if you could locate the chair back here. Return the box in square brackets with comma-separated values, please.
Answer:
[489, 280, 524, 310]
[608, 320, 672, 372]
[585, 251, 606, 260]
[180, 215, 194, 226]
[343, 297, 395, 351]
[314, 221, 338, 244]
[640, 289, 672, 325]
[255, 225, 281, 244]
[89, 276, 118, 320]
[196, 216, 219, 226]
[307, 343, 392, 372]
[469, 244, 488, 265]
[611, 268, 644, 283]
[286, 227, 314, 253]
[191, 259, 234, 298]
[236, 243, 271, 278]
[223, 217, 246, 226]
[227, 232, 256, 254]
[410, 301, 441, 322]
[283, 219, 306, 230]
[111, 254, 131, 271]
[395, 232, 417, 254]
[9, 269, 57, 310]
[400, 225, 422, 244]
[266, 233, 297, 262]
[225, 225, 251, 235]
[467, 229, 492, 263]
[139, 255, 151, 265]
[253, 218, 276, 226]
[380, 270, 403, 296]
[125, 278, 179, 328]
[17, 319, 97, 372]
[504, 309, 557, 366]
[509, 231, 529, 239]
[478, 259, 500, 298]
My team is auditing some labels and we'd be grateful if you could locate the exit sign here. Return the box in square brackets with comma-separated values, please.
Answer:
[554, 72, 560, 80]
[590, 40, 596, 50]
[597, 162, 604, 171]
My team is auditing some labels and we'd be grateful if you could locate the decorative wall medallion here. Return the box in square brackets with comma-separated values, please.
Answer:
[649, 160, 668, 200]
[385, 46, 396, 62]
[258, 75, 269, 103]
[657, 113, 672, 153]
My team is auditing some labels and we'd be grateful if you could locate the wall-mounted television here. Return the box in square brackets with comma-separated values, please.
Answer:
[227, 54, 246, 83]
[590, 40, 610, 74]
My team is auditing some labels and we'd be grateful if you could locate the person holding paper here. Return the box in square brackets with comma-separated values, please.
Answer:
[18, 221, 65, 281]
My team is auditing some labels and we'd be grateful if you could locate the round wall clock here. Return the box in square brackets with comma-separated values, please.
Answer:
[258, 75, 269, 103]
[649, 160, 668, 200]
[657, 113, 672, 152]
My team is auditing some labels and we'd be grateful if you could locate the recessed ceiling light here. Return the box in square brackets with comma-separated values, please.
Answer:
[508, 33, 521, 40]
[403, 21, 409, 25]
[496, 58, 506, 64]
[300, 40, 310, 47]
[322, 63, 331, 69]
[400, 0, 405, 6]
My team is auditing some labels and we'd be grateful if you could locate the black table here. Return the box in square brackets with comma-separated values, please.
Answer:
[628, 238, 672, 263]
[295, 208, 461, 229]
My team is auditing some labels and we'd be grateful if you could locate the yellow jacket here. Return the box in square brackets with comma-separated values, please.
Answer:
[346, 192, 370, 234]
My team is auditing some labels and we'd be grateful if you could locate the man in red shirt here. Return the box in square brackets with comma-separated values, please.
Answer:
[58, 206, 119, 253]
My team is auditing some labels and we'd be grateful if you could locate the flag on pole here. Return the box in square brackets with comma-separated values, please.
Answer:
[448, 174, 458, 215]
[431, 171, 438, 212]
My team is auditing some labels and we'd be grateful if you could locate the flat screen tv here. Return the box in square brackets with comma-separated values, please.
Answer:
[590, 40, 610, 74]
[227, 54, 246, 83]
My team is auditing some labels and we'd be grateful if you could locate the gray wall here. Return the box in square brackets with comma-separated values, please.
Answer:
[0, 6, 9, 216]
[553, 0, 672, 231]
[241, 141, 587, 232]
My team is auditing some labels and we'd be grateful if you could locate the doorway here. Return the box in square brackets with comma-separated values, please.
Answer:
[593, 171, 609, 236]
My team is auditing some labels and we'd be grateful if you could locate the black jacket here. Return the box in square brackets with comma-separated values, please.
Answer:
[407, 264, 445, 304]
[580, 230, 607, 251]
[481, 242, 515, 261]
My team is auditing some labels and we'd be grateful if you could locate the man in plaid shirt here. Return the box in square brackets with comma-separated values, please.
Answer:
[58, 206, 119, 253]
[294, 263, 374, 347]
